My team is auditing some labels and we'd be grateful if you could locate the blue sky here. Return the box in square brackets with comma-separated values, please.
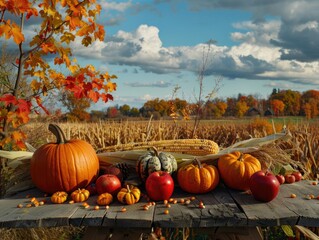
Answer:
[69, 0, 319, 109]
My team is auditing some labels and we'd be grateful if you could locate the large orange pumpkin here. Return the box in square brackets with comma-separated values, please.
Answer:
[177, 158, 219, 194]
[218, 151, 261, 191]
[30, 124, 99, 194]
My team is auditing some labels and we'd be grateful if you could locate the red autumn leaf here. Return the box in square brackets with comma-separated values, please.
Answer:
[88, 90, 100, 103]
[84, 82, 93, 92]
[26, 7, 38, 20]
[72, 86, 85, 99]
[0, 94, 17, 106]
[17, 99, 30, 112]
[100, 93, 114, 102]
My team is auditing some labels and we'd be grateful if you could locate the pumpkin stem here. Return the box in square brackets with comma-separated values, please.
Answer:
[126, 184, 131, 192]
[238, 152, 244, 162]
[48, 124, 68, 144]
[152, 146, 159, 157]
[193, 158, 202, 168]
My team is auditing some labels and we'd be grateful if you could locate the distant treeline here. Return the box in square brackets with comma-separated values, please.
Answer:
[57, 88, 319, 121]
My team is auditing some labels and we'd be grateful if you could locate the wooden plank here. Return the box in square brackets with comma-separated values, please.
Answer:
[69, 194, 105, 227]
[153, 186, 246, 228]
[197, 185, 247, 227]
[0, 188, 79, 228]
[0, 181, 318, 229]
[101, 197, 154, 228]
[228, 182, 301, 227]
[152, 188, 203, 228]
[278, 180, 319, 227]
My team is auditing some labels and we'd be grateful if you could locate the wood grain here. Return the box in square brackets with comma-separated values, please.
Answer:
[0, 181, 318, 229]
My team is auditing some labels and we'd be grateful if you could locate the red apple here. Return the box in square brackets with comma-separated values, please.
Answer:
[145, 171, 174, 201]
[103, 165, 123, 182]
[275, 174, 285, 185]
[292, 171, 302, 182]
[249, 171, 280, 202]
[95, 174, 122, 196]
[285, 174, 295, 184]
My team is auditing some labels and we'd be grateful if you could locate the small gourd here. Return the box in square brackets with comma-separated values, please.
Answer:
[136, 147, 177, 182]
[117, 185, 141, 205]
[51, 191, 68, 204]
[71, 188, 90, 202]
[96, 192, 113, 206]
[177, 158, 219, 194]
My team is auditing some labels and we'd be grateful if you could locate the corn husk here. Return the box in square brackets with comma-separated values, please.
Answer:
[0, 150, 35, 197]
[294, 226, 319, 240]
[98, 132, 291, 167]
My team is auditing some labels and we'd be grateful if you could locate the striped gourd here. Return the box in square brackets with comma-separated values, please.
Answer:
[97, 139, 219, 156]
[136, 147, 178, 182]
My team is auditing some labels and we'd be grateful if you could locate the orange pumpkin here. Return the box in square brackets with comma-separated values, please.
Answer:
[117, 185, 141, 205]
[97, 192, 113, 206]
[218, 151, 261, 191]
[51, 191, 68, 204]
[71, 188, 90, 202]
[177, 158, 219, 194]
[30, 124, 99, 194]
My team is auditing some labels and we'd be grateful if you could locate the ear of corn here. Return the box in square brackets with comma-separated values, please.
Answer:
[97, 139, 219, 156]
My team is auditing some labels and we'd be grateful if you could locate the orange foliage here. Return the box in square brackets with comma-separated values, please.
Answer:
[250, 118, 282, 135]
[270, 99, 285, 116]
[0, 0, 117, 150]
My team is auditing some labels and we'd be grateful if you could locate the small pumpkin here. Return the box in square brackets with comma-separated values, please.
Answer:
[177, 158, 219, 194]
[218, 151, 261, 191]
[30, 124, 100, 194]
[71, 188, 90, 202]
[51, 191, 68, 204]
[136, 147, 177, 182]
[96, 192, 113, 206]
[117, 185, 141, 205]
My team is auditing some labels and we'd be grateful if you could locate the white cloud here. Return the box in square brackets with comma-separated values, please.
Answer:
[293, 21, 319, 32]
[72, 39, 107, 60]
[71, 21, 319, 86]
[140, 94, 153, 101]
[100, 0, 133, 12]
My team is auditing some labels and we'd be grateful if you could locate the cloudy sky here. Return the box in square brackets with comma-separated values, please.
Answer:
[63, 0, 319, 108]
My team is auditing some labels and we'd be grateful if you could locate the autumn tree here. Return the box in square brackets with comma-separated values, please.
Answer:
[60, 91, 91, 121]
[225, 97, 236, 116]
[106, 106, 119, 118]
[235, 100, 249, 118]
[204, 99, 227, 118]
[301, 90, 319, 119]
[142, 98, 169, 117]
[270, 99, 285, 116]
[119, 104, 130, 116]
[270, 90, 301, 116]
[0, 0, 117, 150]
[129, 107, 140, 117]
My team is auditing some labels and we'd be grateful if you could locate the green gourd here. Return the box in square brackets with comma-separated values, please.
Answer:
[136, 147, 177, 182]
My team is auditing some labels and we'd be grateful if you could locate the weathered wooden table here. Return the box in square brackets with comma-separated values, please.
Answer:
[0, 180, 318, 239]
